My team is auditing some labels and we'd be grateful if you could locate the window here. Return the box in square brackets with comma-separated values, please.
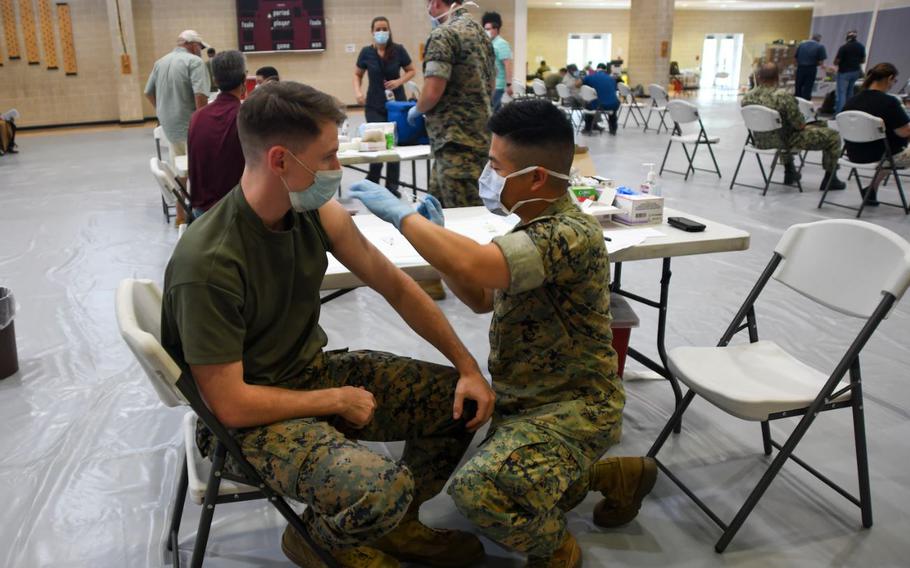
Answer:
[567, 33, 613, 69]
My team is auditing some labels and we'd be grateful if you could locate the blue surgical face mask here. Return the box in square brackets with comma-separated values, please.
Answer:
[478, 162, 569, 216]
[281, 150, 343, 212]
[374, 31, 390, 45]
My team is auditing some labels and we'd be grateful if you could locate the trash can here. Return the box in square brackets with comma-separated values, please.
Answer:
[386, 101, 429, 145]
[610, 295, 639, 379]
[0, 287, 17, 379]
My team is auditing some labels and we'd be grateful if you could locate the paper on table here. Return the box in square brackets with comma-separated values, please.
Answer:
[603, 226, 664, 255]
[446, 216, 516, 244]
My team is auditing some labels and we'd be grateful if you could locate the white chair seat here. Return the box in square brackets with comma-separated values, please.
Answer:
[183, 412, 259, 504]
[671, 133, 720, 144]
[622, 102, 646, 108]
[838, 156, 906, 171]
[744, 145, 800, 156]
[668, 340, 851, 421]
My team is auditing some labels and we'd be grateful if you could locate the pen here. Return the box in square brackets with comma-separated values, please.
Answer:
[604, 236, 612, 242]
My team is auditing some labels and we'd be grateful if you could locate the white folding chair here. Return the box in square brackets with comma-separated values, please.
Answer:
[617, 82, 647, 129]
[645, 84, 671, 134]
[556, 83, 582, 130]
[819, 111, 908, 218]
[531, 78, 548, 99]
[795, 97, 823, 170]
[649, 219, 910, 552]
[153, 126, 166, 161]
[150, 157, 179, 223]
[659, 100, 722, 180]
[579, 85, 608, 135]
[115, 279, 337, 568]
[158, 159, 195, 224]
[729, 105, 803, 195]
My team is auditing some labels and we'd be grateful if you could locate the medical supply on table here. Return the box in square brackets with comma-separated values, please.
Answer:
[358, 122, 397, 151]
[614, 191, 664, 225]
[640, 162, 661, 196]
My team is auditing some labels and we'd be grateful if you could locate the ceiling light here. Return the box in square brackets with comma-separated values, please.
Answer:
[555, 1, 562, 5]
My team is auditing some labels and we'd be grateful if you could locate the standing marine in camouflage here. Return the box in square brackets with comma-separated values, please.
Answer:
[409, 0, 495, 208]
[742, 62, 846, 190]
[351, 99, 658, 568]
[162, 81, 497, 568]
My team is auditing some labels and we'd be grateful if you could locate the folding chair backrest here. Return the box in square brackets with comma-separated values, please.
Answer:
[741, 105, 782, 133]
[153, 126, 166, 160]
[667, 99, 699, 125]
[836, 111, 885, 144]
[580, 85, 598, 103]
[556, 83, 571, 101]
[649, 84, 669, 107]
[773, 220, 910, 318]
[512, 82, 526, 95]
[532, 79, 547, 97]
[795, 97, 816, 123]
[116, 279, 187, 407]
[617, 82, 633, 100]
[150, 157, 178, 206]
[159, 159, 183, 188]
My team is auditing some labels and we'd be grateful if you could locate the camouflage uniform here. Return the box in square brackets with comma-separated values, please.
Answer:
[741, 86, 842, 171]
[423, 7, 495, 207]
[196, 349, 475, 551]
[448, 195, 623, 558]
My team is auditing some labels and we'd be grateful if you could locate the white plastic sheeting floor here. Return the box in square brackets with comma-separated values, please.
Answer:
[1, 94, 909, 567]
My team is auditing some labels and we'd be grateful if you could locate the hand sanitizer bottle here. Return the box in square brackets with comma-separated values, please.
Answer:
[641, 162, 660, 196]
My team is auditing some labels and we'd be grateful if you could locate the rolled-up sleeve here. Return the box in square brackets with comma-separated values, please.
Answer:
[424, 30, 454, 81]
[493, 231, 546, 294]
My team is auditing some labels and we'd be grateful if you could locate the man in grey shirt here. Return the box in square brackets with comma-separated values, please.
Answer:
[145, 29, 211, 155]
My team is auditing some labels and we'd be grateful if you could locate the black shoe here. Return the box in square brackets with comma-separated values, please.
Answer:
[860, 187, 880, 206]
[783, 164, 801, 186]
[821, 173, 845, 190]
[581, 128, 594, 135]
[388, 187, 402, 199]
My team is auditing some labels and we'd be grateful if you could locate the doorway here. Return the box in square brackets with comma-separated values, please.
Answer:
[699, 33, 743, 90]
[567, 33, 612, 70]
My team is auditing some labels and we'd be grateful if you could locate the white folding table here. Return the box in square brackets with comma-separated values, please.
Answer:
[337, 145, 432, 200]
[320, 206, 750, 417]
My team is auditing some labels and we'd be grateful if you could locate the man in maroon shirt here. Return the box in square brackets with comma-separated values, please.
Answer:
[187, 50, 247, 217]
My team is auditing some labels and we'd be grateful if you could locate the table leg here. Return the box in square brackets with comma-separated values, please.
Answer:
[412, 160, 418, 202]
[611, 258, 684, 432]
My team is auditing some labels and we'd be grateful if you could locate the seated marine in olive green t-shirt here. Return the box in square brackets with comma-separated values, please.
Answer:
[160, 81, 495, 568]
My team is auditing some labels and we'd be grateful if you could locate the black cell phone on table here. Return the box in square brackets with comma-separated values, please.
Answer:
[667, 216, 706, 232]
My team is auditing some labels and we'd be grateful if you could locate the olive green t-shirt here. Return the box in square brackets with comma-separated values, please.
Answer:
[161, 185, 331, 387]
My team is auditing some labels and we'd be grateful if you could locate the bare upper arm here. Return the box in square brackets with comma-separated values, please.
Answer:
[354, 67, 365, 78]
[895, 123, 910, 138]
[190, 360, 245, 424]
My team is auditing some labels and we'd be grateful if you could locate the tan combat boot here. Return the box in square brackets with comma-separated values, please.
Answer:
[281, 524, 400, 568]
[417, 279, 447, 300]
[373, 517, 484, 567]
[590, 456, 658, 528]
[526, 531, 581, 568]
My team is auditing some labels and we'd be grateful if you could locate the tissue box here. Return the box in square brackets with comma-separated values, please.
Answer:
[613, 193, 664, 225]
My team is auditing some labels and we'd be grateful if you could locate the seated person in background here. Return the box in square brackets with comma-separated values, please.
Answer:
[350, 99, 657, 568]
[535, 59, 550, 79]
[187, 50, 247, 217]
[545, 68, 567, 99]
[582, 63, 619, 135]
[561, 64, 584, 106]
[843, 62, 910, 206]
[0, 109, 17, 155]
[742, 63, 845, 190]
[163, 81, 495, 568]
[255, 65, 279, 85]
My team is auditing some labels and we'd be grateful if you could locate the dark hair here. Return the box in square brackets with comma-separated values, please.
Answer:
[255, 66, 279, 80]
[206, 47, 216, 56]
[862, 62, 899, 90]
[757, 62, 780, 85]
[488, 99, 575, 173]
[596, 63, 607, 70]
[558, 67, 567, 73]
[371, 16, 398, 63]
[566, 64, 578, 74]
[212, 50, 246, 92]
[238, 81, 346, 164]
[481, 11, 502, 29]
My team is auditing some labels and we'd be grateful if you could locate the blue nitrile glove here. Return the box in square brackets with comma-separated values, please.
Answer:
[407, 105, 424, 127]
[416, 195, 445, 227]
[348, 179, 416, 229]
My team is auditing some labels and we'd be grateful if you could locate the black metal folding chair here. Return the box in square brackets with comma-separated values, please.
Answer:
[730, 105, 803, 195]
[617, 82, 648, 129]
[648, 219, 910, 552]
[645, 84, 671, 134]
[659, 100, 722, 180]
[115, 279, 338, 568]
[819, 110, 908, 218]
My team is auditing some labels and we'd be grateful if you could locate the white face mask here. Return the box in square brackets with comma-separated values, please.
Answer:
[427, 1, 477, 29]
[281, 150, 343, 212]
[478, 162, 569, 217]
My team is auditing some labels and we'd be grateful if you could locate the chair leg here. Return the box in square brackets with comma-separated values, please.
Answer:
[817, 165, 837, 208]
[855, 169, 870, 219]
[763, 154, 779, 196]
[892, 170, 909, 213]
[659, 139, 674, 176]
[162, 196, 172, 223]
[644, 107, 654, 132]
[683, 143, 696, 181]
[648, 390, 697, 458]
[760, 421, 772, 456]
[658, 111, 670, 134]
[622, 106, 632, 128]
[190, 442, 227, 568]
[168, 453, 189, 559]
[706, 138, 723, 179]
[729, 148, 747, 190]
[849, 361, 873, 528]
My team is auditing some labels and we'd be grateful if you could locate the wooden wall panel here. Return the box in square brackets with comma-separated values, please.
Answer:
[56, 2, 74, 74]
[37, 0, 56, 69]
[18, 0, 39, 64]
[1, 0, 20, 60]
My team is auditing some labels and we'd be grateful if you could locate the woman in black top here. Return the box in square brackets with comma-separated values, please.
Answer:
[843, 63, 910, 204]
[353, 17, 416, 198]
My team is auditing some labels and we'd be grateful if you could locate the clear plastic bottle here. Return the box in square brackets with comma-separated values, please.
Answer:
[641, 162, 660, 196]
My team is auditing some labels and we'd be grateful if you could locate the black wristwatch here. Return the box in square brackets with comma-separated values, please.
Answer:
[506, 82, 512, 86]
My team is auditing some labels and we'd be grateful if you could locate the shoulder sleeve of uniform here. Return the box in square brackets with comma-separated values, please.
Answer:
[492, 231, 546, 294]
[398, 45, 412, 67]
[424, 28, 455, 80]
[165, 282, 245, 365]
[778, 92, 804, 129]
[356, 47, 369, 69]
